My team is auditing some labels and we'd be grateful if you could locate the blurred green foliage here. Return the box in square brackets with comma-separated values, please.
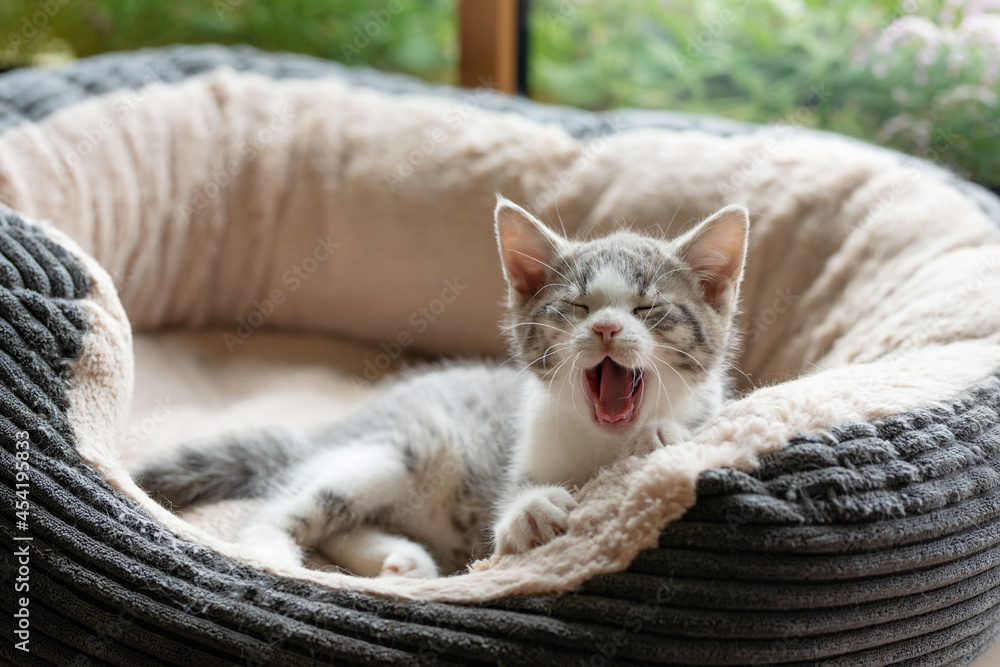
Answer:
[1, 0, 998, 184]
[530, 0, 1000, 184]
[0, 0, 458, 82]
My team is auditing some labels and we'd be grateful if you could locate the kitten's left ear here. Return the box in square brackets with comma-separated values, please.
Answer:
[494, 196, 567, 304]
[677, 205, 750, 309]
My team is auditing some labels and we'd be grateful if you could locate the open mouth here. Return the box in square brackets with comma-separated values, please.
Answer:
[583, 357, 644, 428]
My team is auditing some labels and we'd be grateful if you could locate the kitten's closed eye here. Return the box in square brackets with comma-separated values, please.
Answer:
[635, 302, 673, 318]
[567, 300, 589, 314]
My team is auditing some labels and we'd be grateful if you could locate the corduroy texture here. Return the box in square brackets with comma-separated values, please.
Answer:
[1, 46, 1000, 665]
[2, 275, 1000, 665]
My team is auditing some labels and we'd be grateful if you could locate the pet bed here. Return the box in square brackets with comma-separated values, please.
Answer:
[2, 45, 1000, 665]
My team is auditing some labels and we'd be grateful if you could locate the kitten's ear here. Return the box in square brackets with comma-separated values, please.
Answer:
[494, 196, 567, 303]
[677, 205, 749, 308]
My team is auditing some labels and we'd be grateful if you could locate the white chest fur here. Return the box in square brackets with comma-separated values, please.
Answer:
[512, 379, 629, 488]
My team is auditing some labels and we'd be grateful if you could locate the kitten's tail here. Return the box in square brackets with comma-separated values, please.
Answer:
[134, 428, 313, 508]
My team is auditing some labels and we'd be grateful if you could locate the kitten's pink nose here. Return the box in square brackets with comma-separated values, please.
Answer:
[592, 321, 622, 344]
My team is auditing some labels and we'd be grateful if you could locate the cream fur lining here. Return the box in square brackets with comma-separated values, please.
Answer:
[3, 69, 1000, 601]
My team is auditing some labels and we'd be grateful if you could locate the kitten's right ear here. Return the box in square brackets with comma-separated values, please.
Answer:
[494, 196, 566, 303]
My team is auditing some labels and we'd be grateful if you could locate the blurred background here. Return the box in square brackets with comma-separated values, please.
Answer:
[1, 0, 997, 189]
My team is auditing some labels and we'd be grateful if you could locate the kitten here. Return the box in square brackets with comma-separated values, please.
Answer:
[136, 197, 749, 578]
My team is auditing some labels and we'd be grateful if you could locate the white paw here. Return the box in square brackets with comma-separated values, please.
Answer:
[379, 548, 439, 579]
[494, 486, 577, 555]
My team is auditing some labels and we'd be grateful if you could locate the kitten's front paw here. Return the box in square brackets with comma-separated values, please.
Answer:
[494, 486, 577, 556]
[380, 548, 439, 579]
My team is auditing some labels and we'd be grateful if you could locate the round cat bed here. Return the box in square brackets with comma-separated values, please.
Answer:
[2, 45, 1000, 666]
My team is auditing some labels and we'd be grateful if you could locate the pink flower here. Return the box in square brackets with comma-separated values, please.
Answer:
[917, 47, 938, 67]
[871, 5, 1000, 88]
[957, 14, 1000, 53]
[877, 16, 942, 52]
[962, 0, 1000, 18]
[948, 48, 969, 69]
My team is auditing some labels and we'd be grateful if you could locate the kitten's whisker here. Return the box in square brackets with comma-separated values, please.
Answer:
[650, 342, 707, 372]
[550, 352, 576, 399]
[647, 304, 677, 329]
[643, 352, 674, 418]
[551, 351, 581, 438]
[662, 195, 689, 237]
[508, 249, 571, 284]
[510, 341, 574, 390]
[661, 358, 695, 398]
[552, 200, 569, 238]
[503, 322, 572, 336]
[641, 302, 658, 325]
[498, 333, 573, 385]
[720, 359, 752, 382]
[548, 352, 575, 384]
[647, 266, 691, 288]
[538, 341, 575, 372]
[656, 339, 749, 383]
[505, 349, 556, 392]
[495, 353, 523, 373]
[551, 309, 575, 327]
[642, 300, 674, 326]
[547, 356, 577, 433]
[644, 254, 676, 295]
[567, 352, 589, 424]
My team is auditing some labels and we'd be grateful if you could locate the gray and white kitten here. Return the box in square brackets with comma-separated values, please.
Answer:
[136, 197, 749, 578]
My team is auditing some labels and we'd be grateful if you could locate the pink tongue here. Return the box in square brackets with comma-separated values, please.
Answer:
[598, 358, 635, 422]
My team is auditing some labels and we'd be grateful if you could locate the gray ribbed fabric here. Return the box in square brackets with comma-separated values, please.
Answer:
[1, 45, 999, 666]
